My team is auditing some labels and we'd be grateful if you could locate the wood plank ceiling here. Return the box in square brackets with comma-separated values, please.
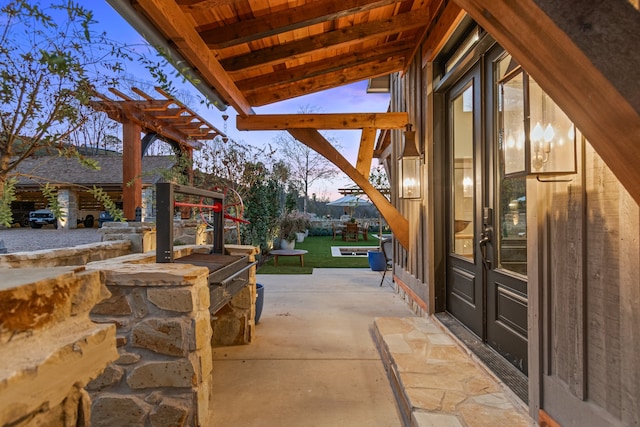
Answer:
[128, 0, 447, 115]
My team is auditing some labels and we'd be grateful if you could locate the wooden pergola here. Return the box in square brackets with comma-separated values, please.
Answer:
[107, 0, 640, 249]
[92, 86, 227, 219]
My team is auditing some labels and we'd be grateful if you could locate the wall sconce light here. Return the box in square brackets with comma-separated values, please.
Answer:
[500, 67, 577, 177]
[398, 124, 422, 199]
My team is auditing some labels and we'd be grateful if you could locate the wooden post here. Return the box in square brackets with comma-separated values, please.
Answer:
[122, 120, 142, 221]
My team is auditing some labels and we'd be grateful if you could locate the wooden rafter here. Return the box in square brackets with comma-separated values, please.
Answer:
[198, 0, 402, 49]
[245, 57, 406, 106]
[135, 0, 253, 116]
[219, 8, 430, 73]
[176, 0, 238, 10]
[234, 43, 411, 91]
[118, 0, 448, 113]
[421, 1, 465, 64]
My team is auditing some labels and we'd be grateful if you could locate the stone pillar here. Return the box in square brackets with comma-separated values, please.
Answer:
[0, 267, 117, 426]
[88, 263, 213, 427]
[142, 187, 154, 223]
[211, 245, 260, 346]
[58, 188, 78, 229]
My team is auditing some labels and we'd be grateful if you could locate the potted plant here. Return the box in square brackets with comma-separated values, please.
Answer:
[277, 210, 309, 249]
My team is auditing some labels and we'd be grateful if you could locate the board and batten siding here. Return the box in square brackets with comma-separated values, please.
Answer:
[390, 61, 431, 313]
[541, 136, 640, 426]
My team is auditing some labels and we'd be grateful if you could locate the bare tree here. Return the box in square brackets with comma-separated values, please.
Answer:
[68, 109, 122, 155]
[273, 106, 341, 213]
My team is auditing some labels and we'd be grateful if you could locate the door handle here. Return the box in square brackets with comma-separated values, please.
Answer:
[478, 227, 492, 269]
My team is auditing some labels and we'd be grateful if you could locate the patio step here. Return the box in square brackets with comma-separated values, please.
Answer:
[373, 316, 535, 427]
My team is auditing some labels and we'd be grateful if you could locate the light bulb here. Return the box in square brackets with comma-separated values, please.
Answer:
[531, 122, 543, 141]
[543, 124, 554, 142]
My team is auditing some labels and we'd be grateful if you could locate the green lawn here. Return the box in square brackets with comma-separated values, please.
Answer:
[257, 235, 382, 274]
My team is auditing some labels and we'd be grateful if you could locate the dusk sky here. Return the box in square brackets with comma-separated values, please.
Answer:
[89, 2, 392, 201]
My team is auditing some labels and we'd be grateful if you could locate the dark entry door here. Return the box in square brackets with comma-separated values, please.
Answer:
[445, 52, 528, 374]
[445, 66, 483, 338]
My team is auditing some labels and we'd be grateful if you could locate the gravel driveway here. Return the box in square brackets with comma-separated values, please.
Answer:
[0, 227, 103, 253]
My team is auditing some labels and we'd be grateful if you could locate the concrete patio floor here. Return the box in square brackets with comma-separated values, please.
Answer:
[211, 268, 534, 427]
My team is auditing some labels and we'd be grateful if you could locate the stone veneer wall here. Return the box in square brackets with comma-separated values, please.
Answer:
[100, 220, 211, 253]
[211, 245, 260, 347]
[86, 262, 214, 427]
[0, 267, 117, 426]
[0, 240, 131, 268]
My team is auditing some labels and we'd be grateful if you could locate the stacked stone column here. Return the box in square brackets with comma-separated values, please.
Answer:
[211, 245, 260, 346]
[87, 263, 213, 427]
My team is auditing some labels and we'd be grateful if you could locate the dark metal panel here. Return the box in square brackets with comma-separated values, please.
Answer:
[156, 182, 174, 263]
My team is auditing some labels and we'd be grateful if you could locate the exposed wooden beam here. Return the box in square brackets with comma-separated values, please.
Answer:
[356, 127, 377, 178]
[199, 0, 401, 49]
[287, 128, 409, 249]
[176, 0, 241, 10]
[422, 1, 465, 65]
[220, 8, 430, 73]
[235, 43, 411, 91]
[455, 0, 640, 206]
[403, 0, 445, 73]
[237, 113, 409, 130]
[245, 57, 405, 106]
[134, 0, 253, 116]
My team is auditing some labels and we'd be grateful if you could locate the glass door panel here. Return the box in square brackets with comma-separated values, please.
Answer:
[497, 54, 528, 276]
[451, 85, 474, 258]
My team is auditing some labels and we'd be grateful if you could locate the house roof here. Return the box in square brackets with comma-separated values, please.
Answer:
[13, 156, 175, 190]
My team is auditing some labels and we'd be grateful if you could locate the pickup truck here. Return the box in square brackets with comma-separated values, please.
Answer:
[29, 209, 57, 229]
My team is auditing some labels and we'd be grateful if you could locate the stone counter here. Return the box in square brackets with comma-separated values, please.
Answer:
[0, 267, 117, 426]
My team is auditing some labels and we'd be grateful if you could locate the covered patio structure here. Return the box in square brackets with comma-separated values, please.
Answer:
[107, 0, 639, 248]
[105, 1, 640, 425]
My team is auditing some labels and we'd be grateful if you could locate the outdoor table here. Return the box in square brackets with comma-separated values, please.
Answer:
[271, 249, 308, 267]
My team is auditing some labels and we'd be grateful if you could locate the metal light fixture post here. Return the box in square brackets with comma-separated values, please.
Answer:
[398, 124, 422, 199]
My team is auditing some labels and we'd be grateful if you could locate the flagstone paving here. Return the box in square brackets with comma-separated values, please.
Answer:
[373, 316, 536, 427]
